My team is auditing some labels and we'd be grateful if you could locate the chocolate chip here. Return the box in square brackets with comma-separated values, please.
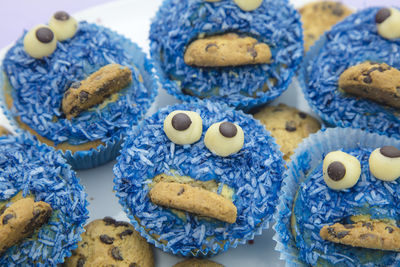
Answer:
[119, 229, 133, 239]
[273, 108, 283, 112]
[177, 187, 185, 196]
[327, 161, 346, 181]
[205, 43, 218, 51]
[79, 91, 89, 104]
[327, 227, 336, 236]
[343, 224, 355, 229]
[71, 82, 81, 89]
[100, 234, 114, 244]
[219, 122, 237, 138]
[0, 206, 6, 217]
[362, 222, 374, 231]
[336, 231, 350, 239]
[285, 121, 297, 132]
[54, 11, 70, 21]
[70, 106, 81, 116]
[36, 27, 54, 44]
[332, 4, 344, 16]
[380, 146, 400, 158]
[171, 113, 192, 131]
[129, 263, 138, 267]
[363, 76, 372, 84]
[375, 8, 391, 24]
[77, 257, 86, 267]
[298, 112, 307, 119]
[386, 226, 394, 233]
[114, 221, 130, 227]
[2, 213, 14, 225]
[248, 47, 257, 58]
[360, 233, 378, 240]
[103, 216, 116, 225]
[307, 33, 315, 39]
[111, 247, 123, 261]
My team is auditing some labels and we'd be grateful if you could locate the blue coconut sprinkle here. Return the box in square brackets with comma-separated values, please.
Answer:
[113, 100, 285, 256]
[0, 132, 88, 266]
[150, 0, 303, 110]
[301, 7, 400, 138]
[2, 22, 157, 146]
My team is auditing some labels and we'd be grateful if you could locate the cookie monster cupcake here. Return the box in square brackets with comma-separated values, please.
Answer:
[1, 11, 158, 169]
[113, 100, 286, 256]
[150, 0, 303, 110]
[300, 7, 400, 139]
[274, 127, 400, 266]
[0, 131, 88, 266]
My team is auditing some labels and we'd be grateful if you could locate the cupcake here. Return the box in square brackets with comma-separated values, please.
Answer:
[1, 11, 158, 169]
[300, 7, 400, 139]
[0, 132, 88, 265]
[274, 127, 400, 266]
[150, 0, 303, 110]
[113, 100, 286, 256]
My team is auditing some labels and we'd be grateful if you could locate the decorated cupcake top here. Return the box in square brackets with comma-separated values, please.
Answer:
[302, 7, 400, 138]
[2, 11, 156, 146]
[292, 146, 400, 266]
[113, 100, 285, 256]
[150, 0, 303, 109]
[0, 132, 88, 266]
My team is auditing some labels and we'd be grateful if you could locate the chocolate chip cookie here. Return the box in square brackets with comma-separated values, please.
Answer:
[64, 217, 154, 267]
[253, 104, 321, 161]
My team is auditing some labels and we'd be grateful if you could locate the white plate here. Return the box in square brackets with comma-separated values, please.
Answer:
[0, 0, 384, 266]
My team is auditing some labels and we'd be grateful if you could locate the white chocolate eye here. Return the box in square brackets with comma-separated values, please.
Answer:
[163, 111, 202, 145]
[204, 122, 244, 157]
[233, 0, 263, 11]
[49, 11, 78, 41]
[376, 8, 400, 39]
[23, 25, 57, 59]
[323, 151, 361, 190]
[369, 146, 400, 181]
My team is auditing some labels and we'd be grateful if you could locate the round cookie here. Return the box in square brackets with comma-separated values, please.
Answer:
[173, 258, 223, 267]
[253, 103, 321, 161]
[64, 217, 154, 267]
[299, 1, 352, 51]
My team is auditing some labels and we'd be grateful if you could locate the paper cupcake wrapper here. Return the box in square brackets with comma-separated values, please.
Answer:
[0, 37, 158, 170]
[273, 127, 400, 266]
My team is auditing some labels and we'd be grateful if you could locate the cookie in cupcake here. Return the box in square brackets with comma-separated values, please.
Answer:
[1, 11, 158, 169]
[0, 132, 88, 265]
[150, 0, 303, 110]
[114, 100, 286, 256]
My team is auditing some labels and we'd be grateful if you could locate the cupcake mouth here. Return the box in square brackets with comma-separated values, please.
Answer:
[320, 217, 400, 252]
[183, 32, 271, 68]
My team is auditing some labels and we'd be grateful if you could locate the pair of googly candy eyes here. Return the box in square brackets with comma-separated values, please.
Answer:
[323, 146, 400, 190]
[163, 110, 244, 157]
[205, 0, 263, 12]
[375, 7, 400, 39]
[24, 11, 78, 59]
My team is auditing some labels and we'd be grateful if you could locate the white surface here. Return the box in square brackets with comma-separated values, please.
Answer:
[0, 0, 323, 266]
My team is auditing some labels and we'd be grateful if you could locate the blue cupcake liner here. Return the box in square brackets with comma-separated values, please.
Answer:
[150, 0, 303, 111]
[0, 132, 89, 266]
[1, 23, 158, 170]
[298, 7, 400, 138]
[114, 100, 286, 256]
[273, 127, 400, 266]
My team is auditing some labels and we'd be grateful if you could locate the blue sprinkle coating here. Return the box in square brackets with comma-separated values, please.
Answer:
[300, 7, 400, 139]
[150, 0, 303, 110]
[0, 132, 88, 266]
[113, 100, 285, 256]
[273, 128, 400, 267]
[2, 21, 157, 146]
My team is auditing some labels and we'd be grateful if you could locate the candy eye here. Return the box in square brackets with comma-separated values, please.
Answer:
[204, 121, 244, 157]
[323, 151, 361, 190]
[233, 0, 263, 11]
[49, 11, 78, 41]
[23, 25, 57, 59]
[163, 110, 203, 145]
[369, 146, 400, 181]
[375, 8, 400, 39]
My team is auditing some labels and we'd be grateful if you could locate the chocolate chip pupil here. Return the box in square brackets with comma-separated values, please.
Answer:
[36, 27, 54, 43]
[171, 113, 192, 131]
[375, 8, 391, 24]
[327, 161, 346, 181]
[219, 122, 237, 138]
[54, 11, 70, 21]
[380, 146, 400, 158]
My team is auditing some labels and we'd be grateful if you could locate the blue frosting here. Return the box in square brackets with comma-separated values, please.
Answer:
[292, 148, 400, 266]
[2, 21, 156, 146]
[301, 7, 400, 139]
[0, 132, 88, 266]
[150, 0, 303, 110]
[113, 100, 285, 256]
